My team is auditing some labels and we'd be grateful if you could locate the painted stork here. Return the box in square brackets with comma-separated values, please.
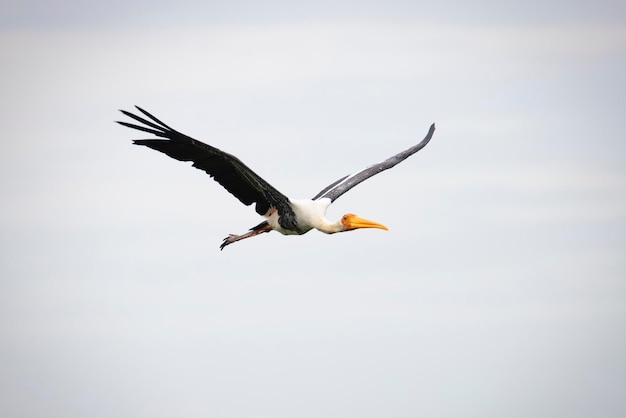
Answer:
[118, 107, 436, 250]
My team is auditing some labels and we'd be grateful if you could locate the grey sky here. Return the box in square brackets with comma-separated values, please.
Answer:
[3, 0, 625, 28]
[1, 1, 625, 417]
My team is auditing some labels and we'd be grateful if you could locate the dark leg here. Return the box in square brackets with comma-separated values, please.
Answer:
[220, 221, 273, 250]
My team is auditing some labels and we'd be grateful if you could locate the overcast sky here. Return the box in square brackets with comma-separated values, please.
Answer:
[1, 1, 625, 417]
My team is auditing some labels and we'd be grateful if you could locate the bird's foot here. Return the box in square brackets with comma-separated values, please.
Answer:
[219, 222, 273, 251]
[220, 234, 240, 250]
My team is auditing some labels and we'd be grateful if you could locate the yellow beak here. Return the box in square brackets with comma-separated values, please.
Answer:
[343, 214, 388, 231]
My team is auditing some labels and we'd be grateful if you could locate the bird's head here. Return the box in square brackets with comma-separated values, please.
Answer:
[340, 213, 388, 232]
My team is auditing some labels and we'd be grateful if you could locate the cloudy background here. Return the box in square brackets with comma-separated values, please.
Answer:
[1, 1, 625, 417]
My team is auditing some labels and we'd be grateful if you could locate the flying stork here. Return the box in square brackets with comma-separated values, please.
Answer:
[118, 107, 436, 250]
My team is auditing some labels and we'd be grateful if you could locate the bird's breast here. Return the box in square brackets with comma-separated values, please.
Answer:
[265, 199, 332, 236]
[265, 206, 308, 235]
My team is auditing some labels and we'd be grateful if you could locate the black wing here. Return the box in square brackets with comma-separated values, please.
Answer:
[312, 123, 436, 201]
[118, 106, 297, 229]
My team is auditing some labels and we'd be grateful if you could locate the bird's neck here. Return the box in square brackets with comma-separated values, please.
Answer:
[315, 218, 344, 234]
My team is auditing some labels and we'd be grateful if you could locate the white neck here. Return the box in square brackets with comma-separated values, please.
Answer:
[314, 218, 344, 234]
[288, 199, 343, 234]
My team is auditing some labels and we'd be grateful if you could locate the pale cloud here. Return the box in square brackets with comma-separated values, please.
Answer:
[3, 21, 622, 101]
[1, 13, 625, 418]
[417, 161, 626, 223]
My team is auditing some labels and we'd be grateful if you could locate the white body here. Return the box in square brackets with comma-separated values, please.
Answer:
[266, 198, 337, 235]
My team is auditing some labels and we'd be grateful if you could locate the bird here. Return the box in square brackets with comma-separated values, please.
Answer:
[118, 106, 436, 250]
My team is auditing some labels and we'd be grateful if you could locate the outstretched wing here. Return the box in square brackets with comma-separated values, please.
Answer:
[118, 106, 297, 229]
[312, 123, 436, 202]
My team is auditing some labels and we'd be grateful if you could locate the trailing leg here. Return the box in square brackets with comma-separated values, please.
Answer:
[220, 221, 273, 250]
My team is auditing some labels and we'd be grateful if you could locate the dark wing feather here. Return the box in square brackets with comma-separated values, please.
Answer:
[313, 123, 436, 201]
[118, 106, 297, 229]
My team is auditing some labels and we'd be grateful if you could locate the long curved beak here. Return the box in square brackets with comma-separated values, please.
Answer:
[347, 215, 388, 231]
